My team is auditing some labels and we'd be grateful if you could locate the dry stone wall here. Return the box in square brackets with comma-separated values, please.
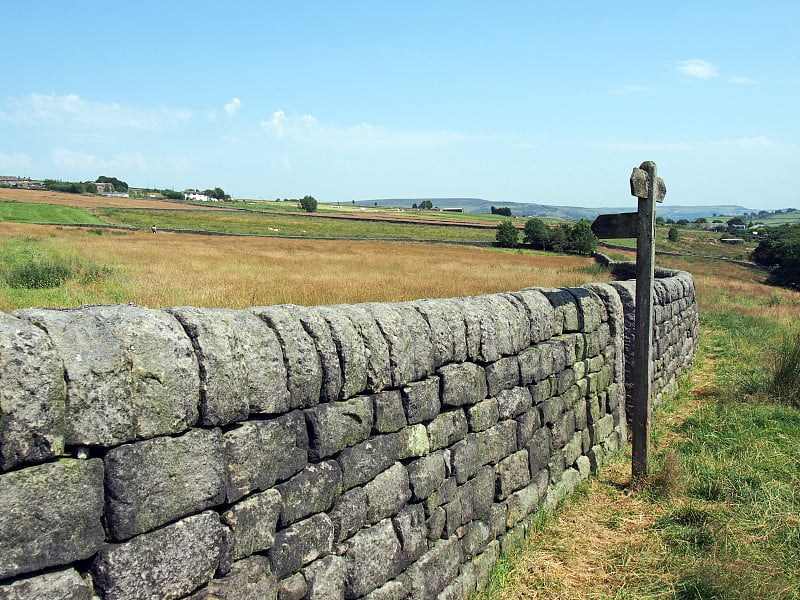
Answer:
[0, 270, 698, 600]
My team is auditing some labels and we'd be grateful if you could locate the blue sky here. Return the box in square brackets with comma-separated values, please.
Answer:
[2, 1, 798, 209]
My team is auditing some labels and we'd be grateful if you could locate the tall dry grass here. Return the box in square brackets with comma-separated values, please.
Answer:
[0, 223, 608, 311]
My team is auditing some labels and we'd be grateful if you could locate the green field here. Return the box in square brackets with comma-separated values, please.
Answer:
[0, 200, 105, 224]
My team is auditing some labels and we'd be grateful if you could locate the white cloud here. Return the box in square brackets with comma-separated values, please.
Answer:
[260, 109, 472, 150]
[225, 97, 242, 115]
[0, 93, 192, 130]
[676, 59, 718, 79]
[52, 147, 151, 172]
[0, 152, 32, 170]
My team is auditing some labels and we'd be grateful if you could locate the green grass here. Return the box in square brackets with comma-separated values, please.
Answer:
[0, 200, 105, 224]
[0, 237, 121, 308]
[93, 207, 499, 241]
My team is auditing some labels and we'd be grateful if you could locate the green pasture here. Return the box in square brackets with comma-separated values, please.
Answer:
[0, 200, 105, 224]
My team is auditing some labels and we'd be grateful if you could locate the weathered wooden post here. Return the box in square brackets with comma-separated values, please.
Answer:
[592, 161, 665, 478]
[630, 161, 665, 477]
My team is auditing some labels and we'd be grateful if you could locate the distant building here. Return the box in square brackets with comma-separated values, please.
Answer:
[0, 176, 33, 188]
[94, 182, 115, 193]
[440, 207, 463, 213]
[184, 189, 212, 202]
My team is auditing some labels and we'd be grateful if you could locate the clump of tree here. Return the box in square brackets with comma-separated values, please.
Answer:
[413, 200, 434, 210]
[96, 176, 128, 191]
[43, 180, 98, 194]
[491, 206, 512, 217]
[299, 195, 318, 212]
[495, 221, 519, 247]
[521, 218, 597, 255]
[161, 189, 184, 200]
[668, 226, 679, 242]
[752, 224, 800, 288]
[202, 187, 230, 201]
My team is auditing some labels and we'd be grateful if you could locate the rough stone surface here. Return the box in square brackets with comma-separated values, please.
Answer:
[305, 396, 372, 460]
[426, 409, 468, 452]
[485, 357, 519, 397]
[104, 427, 227, 541]
[221, 488, 283, 560]
[269, 513, 334, 580]
[166, 306, 249, 427]
[372, 389, 407, 433]
[412, 298, 468, 367]
[0, 312, 66, 471]
[297, 307, 343, 404]
[0, 458, 104, 580]
[496, 386, 533, 420]
[401, 376, 441, 425]
[338, 434, 399, 491]
[0, 568, 93, 600]
[250, 306, 323, 409]
[303, 555, 347, 600]
[466, 398, 499, 432]
[438, 363, 488, 408]
[363, 463, 412, 524]
[334, 304, 391, 393]
[366, 302, 434, 387]
[91, 511, 227, 600]
[188, 555, 277, 600]
[344, 519, 403, 599]
[278, 460, 342, 526]
[404, 538, 463, 600]
[224, 412, 308, 503]
[316, 306, 368, 399]
[406, 451, 447, 501]
[329, 486, 368, 543]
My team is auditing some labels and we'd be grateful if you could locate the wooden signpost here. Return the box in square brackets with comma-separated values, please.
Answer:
[591, 161, 665, 478]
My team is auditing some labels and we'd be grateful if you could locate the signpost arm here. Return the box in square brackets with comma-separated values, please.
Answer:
[632, 161, 657, 478]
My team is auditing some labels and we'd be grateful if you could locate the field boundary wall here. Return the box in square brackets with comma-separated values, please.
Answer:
[0, 269, 698, 599]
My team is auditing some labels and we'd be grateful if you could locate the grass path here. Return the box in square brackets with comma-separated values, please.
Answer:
[473, 321, 800, 600]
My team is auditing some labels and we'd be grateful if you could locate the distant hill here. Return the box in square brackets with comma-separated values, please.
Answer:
[355, 198, 755, 222]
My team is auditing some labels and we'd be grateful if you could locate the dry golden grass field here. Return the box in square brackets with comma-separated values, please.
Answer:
[0, 221, 605, 312]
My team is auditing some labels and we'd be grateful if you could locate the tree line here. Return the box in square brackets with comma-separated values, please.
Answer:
[495, 218, 598, 255]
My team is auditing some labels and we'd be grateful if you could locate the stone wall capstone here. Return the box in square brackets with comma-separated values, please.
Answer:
[0, 270, 698, 599]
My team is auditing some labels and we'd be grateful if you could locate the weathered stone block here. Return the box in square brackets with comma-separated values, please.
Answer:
[439, 362, 488, 408]
[476, 420, 517, 465]
[279, 573, 308, 600]
[166, 306, 250, 427]
[105, 427, 227, 541]
[217, 309, 291, 415]
[224, 412, 308, 503]
[297, 307, 343, 404]
[459, 297, 501, 363]
[0, 568, 93, 600]
[404, 537, 463, 600]
[188, 555, 277, 600]
[334, 304, 391, 393]
[364, 463, 412, 524]
[221, 488, 282, 560]
[372, 389, 407, 433]
[316, 306, 368, 399]
[466, 398, 499, 432]
[401, 376, 441, 424]
[338, 433, 399, 490]
[393, 503, 428, 566]
[278, 460, 342, 526]
[515, 409, 541, 449]
[305, 396, 372, 460]
[269, 513, 334, 580]
[511, 289, 557, 343]
[538, 287, 580, 332]
[412, 298, 468, 366]
[527, 426, 553, 476]
[0, 312, 65, 471]
[366, 302, 435, 387]
[329, 486, 368, 543]
[362, 579, 410, 600]
[406, 450, 447, 502]
[303, 555, 347, 600]
[396, 424, 430, 460]
[344, 519, 404, 599]
[449, 434, 481, 485]
[496, 386, 532, 420]
[496, 450, 531, 501]
[485, 357, 519, 397]
[250, 306, 323, 408]
[426, 409, 468, 451]
[91, 511, 227, 600]
[0, 458, 104, 580]
[505, 469, 548, 527]
[518, 344, 553, 385]
[459, 520, 491, 559]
